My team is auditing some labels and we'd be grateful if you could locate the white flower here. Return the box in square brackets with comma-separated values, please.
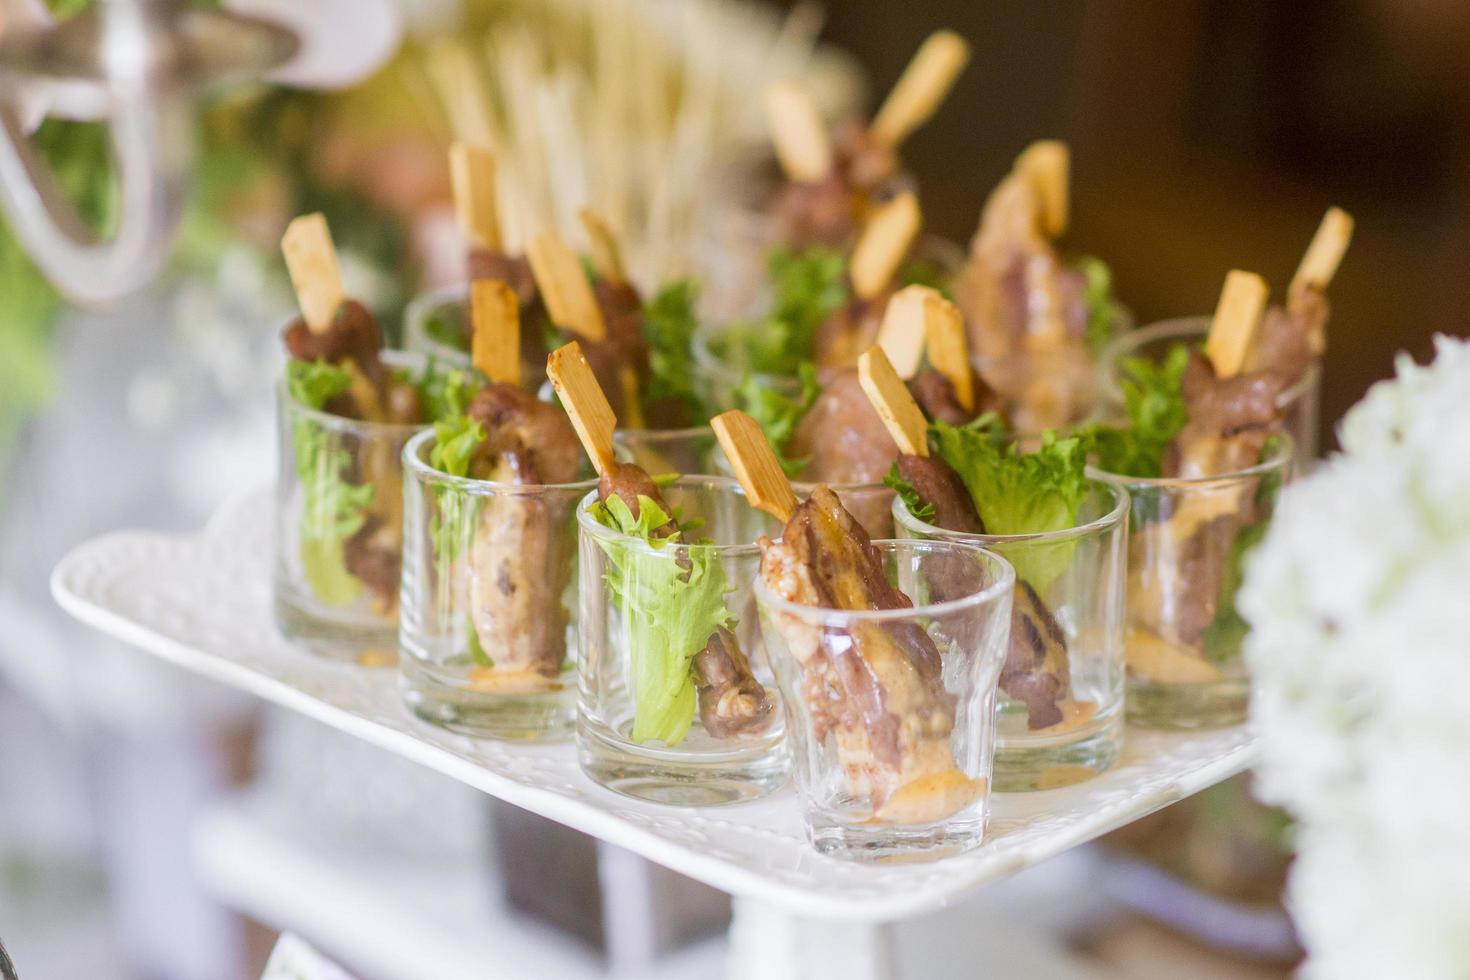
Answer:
[1241, 335, 1470, 978]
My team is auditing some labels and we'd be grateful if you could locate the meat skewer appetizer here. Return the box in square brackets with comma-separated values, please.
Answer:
[549, 343, 773, 744]
[863, 348, 1100, 736]
[954, 141, 1125, 434]
[278, 213, 477, 624]
[714, 410, 998, 826]
[765, 30, 971, 248]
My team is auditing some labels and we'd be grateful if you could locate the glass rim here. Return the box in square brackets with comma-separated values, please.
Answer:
[278, 347, 439, 436]
[753, 537, 1016, 626]
[891, 478, 1129, 545]
[402, 427, 600, 494]
[1099, 315, 1320, 408]
[575, 474, 770, 558]
[1087, 430, 1295, 489]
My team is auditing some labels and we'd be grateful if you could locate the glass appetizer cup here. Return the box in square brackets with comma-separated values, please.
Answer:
[1089, 435, 1293, 730]
[756, 539, 1015, 860]
[690, 235, 967, 413]
[1100, 316, 1321, 468]
[893, 483, 1129, 791]
[577, 476, 789, 804]
[403, 283, 473, 367]
[398, 429, 595, 739]
[274, 349, 427, 662]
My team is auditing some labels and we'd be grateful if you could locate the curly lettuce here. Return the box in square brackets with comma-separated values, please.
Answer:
[1084, 343, 1191, 478]
[643, 278, 705, 422]
[1074, 256, 1121, 356]
[735, 360, 821, 477]
[589, 493, 735, 746]
[717, 245, 848, 377]
[931, 416, 1089, 588]
[286, 359, 373, 605]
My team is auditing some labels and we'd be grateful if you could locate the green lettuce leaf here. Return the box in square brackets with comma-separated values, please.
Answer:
[643, 279, 705, 421]
[884, 464, 935, 523]
[1084, 343, 1191, 478]
[417, 364, 480, 424]
[590, 493, 735, 746]
[932, 417, 1088, 588]
[1074, 255, 1120, 356]
[720, 245, 848, 377]
[735, 360, 821, 476]
[287, 358, 353, 410]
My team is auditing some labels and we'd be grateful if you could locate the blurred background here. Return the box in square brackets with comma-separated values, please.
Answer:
[1, 0, 1464, 977]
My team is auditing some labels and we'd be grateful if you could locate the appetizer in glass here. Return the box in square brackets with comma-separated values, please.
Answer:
[955, 141, 1127, 434]
[400, 282, 593, 737]
[864, 347, 1127, 789]
[1088, 270, 1297, 728]
[715, 410, 1014, 860]
[551, 344, 787, 804]
[274, 213, 480, 661]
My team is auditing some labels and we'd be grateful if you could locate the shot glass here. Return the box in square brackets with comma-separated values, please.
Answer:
[274, 350, 426, 662]
[1101, 316, 1321, 468]
[1090, 436, 1293, 729]
[398, 429, 595, 739]
[756, 539, 1015, 860]
[577, 476, 789, 805]
[894, 483, 1129, 790]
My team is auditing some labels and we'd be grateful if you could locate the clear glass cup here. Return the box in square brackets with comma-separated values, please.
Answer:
[1089, 435, 1293, 730]
[691, 235, 967, 413]
[398, 429, 595, 739]
[893, 482, 1129, 790]
[756, 538, 1015, 860]
[577, 476, 789, 805]
[274, 350, 426, 662]
[1100, 315, 1321, 468]
[403, 283, 474, 367]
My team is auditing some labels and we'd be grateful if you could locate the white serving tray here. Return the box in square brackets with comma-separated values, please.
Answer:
[52, 491, 1258, 923]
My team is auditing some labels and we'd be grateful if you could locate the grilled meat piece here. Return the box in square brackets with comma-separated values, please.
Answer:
[343, 513, 401, 614]
[771, 123, 909, 249]
[906, 368, 1001, 427]
[1246, 287, 1328, 387]
[1165, 350, 1287, 479]
[788, 369, 898, 485]
[468, 248, 538, 308]
[458, 384, 582, 680]
[596, 463, 773, 736]
[1001, 580, 1071, 729]
[282, 299, 387, 392]
[894, 453, 983, 533]
[759, 486, 978, 821]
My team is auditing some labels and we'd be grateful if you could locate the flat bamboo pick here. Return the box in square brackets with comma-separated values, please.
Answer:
[1205, 270, 1269, 378]
[470, 280, 519, 387]
[858, 347, 929, 457]
[922, 292, 974, 411]
[281, 213, 344, 334]
[546, 342, 617, 476]
[450, 142, 501, 251]
[850, 191, 922, 301]
[528, 232, 607, 341]
[579, 208, 627, 287]
[875, 285, 933, 378]
[1289, 206, 1354, 308]
[1014, 140, 1069, 238]
[710, 410, 798, 523]
[870, 29, 972, 149]
[763, 82, 833, 183]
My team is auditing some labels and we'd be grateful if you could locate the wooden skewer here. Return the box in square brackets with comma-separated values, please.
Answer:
[1289, 206, 1354, 309]
[850, 191, 922, 301]
[450, 142, 501, 251]
[1205, 270, 1269, 379]
[922, 292, 974, 412]
[1014, 140, 1069, 238]
[528, 232, 607, 342]
[870, 29, 972, 149]
[763, 82, 833, 183]
[470, 279, 520, 387]
[281, 213, 345, 334]
[858, 347, 930, 457]
[875, 285, 933, 379]
[710, 410, 798, 523]
[546, 341, 617, 476]
[579, 208, 627, 287]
